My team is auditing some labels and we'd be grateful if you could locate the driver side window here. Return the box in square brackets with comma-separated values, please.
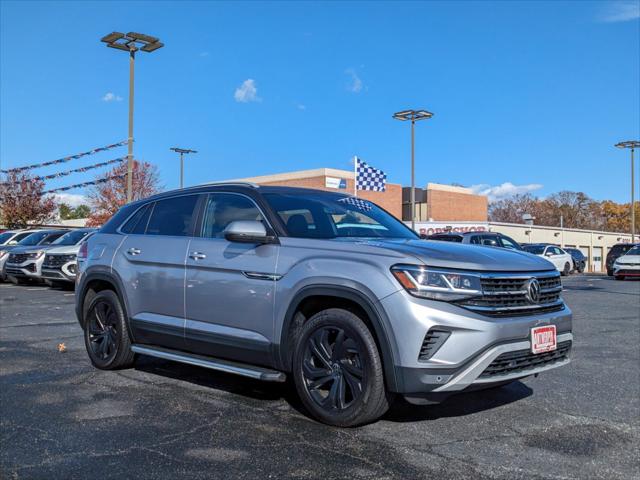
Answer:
[201, 193, 264, 238]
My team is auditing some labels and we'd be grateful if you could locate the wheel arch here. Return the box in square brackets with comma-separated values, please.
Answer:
[76, 271, 133, 338]
[277, 285, 401, 392]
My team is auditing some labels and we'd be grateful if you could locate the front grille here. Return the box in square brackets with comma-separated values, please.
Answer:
[418, 329, 450, 361]
[43, 254, 75, 268]
[480, 340, 572, 378]
[8, 253, 30, 263]
[458, 273, 564, 317]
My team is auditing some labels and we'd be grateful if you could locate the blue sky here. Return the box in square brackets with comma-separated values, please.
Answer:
[1, 0, 639, 206]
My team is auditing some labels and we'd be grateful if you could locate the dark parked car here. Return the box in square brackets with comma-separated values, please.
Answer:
[564, 248, 586, 273]
[424, 231, 523, 250]
[606, 243, 638, 276]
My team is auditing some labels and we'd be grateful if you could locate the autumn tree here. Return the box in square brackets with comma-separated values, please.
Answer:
[0, 170, 57, 228]
[86, 160, 161, 226]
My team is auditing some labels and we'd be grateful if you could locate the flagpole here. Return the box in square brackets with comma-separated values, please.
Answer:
[353, 156, 358, 197]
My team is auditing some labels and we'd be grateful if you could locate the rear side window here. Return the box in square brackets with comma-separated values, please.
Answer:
[470, 235, 482, 245]
[121, 204, 152, 234]
[145, 195, 200, 237]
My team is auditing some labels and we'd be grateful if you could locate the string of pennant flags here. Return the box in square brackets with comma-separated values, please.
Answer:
[0, 140, 128, 174]
[1, 157, 126, 185]
[14, 174, 128, 197]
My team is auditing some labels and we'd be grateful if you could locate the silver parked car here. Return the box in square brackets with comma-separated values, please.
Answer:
[76, 184, 573, 426]
[3, 229, 68, 284]
[40, 228, 96, 287]
[0, 229, 42, 281]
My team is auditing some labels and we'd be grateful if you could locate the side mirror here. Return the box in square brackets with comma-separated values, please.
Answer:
[545, 251, 553, 257]
[224, 220, 277, 244]
[8, 240, 18, 245]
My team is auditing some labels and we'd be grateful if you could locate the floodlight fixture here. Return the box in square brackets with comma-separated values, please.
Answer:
[170, 147, 198, 189]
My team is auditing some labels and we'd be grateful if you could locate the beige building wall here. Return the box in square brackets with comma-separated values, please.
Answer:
[488, 222, 633, 273]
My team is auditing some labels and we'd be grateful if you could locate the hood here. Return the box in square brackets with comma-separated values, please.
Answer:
[45, 244, 81, 255]
[9, 245, 57, 255]
[354, 238, 556, 272]
[616, 254, 640, 264]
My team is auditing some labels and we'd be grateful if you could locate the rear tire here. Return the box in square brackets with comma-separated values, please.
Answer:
[83, 290, 135, 370]
[607, 269, 613, 276]
[292, 308, 390, 427]
[561, 263, 571, 276]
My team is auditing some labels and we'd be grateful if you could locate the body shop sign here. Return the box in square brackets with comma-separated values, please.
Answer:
[409, 222, 489, 236]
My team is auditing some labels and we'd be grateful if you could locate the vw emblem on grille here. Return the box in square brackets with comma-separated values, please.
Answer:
[525, 278, 541, 304]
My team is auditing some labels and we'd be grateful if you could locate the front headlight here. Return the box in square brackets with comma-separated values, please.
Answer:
[391, 265, 483, 301]
[28, 250, 45, 259]
[0, 251, 7, 259]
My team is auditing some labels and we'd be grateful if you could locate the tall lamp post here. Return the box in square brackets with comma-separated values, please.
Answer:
[392, 109, 434, 231]
[101, 32, 164, 203]
[170, 147, 198, 189]
[615, 140, 640, 242]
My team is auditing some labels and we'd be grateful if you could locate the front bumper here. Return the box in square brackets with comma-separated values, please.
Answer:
[379, 289, 573, 395]
[613, 264, 640, 277]
[4, 260, 41, 278]
[41, 263, 77, 282]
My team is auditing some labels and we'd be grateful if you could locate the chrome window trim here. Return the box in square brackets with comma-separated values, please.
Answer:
[115, 192, 202, 237]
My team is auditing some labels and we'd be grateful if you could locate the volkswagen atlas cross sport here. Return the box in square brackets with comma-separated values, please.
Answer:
[76, 184, 573, 427]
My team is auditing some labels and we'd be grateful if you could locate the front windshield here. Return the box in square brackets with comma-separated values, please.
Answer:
[18, 232, 49, 246]
[263, 193, 418, 240]
[625, 246, 640, 256]
[0, 232, 14, 244]
[523, 245, 545, 255]
[53, 229, 93, 246]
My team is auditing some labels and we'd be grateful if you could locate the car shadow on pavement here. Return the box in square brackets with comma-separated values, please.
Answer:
[133, 355, 533, 424]
[383, 381, 533, 422]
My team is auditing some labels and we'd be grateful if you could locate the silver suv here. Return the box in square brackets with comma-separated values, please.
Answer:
[76, 184, 572, 426]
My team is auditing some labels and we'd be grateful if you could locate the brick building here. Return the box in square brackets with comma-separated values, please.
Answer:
[403, 183, 488, 222]
[226, 168, 487, 222]
[229, 168, 403, 218]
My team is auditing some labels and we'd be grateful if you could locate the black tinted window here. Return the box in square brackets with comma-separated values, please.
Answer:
[499, 235, 522, 250]
[121, 204, 152, 234]
[470, 235, 482, 245]
[41, 232, 65, 245]
[146, 196, 199, 237]
[201, 194, 264, 238]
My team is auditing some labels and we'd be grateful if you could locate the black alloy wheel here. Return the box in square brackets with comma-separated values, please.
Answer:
[83, 289, 135, 370]
[302, 326, 366, 411]
[292, 308, 391, 427]
[87, 301, 119, 363]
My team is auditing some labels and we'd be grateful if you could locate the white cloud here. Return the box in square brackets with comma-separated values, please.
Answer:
[234, 79, 261, 103]
[345, 68, 363, 93]
[598, 1, 640, 22]
[102, 92, 123, 102]
[52, 193, 89, 208]
[199, 51, 210, 57]
[469, 182, 543, 201]
[296, 103, 306, 111]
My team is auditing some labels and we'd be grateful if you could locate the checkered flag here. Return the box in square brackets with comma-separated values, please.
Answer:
[356, 157, 386, 192]
[338, 196, 373, 212]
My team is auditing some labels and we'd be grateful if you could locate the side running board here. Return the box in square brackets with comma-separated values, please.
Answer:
[131, 344, 286, 382]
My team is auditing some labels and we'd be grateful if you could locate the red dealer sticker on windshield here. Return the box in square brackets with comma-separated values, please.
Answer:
[531, 325, 557, 354]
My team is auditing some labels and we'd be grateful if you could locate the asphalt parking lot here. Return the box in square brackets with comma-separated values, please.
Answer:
[1, 276, 639, 479]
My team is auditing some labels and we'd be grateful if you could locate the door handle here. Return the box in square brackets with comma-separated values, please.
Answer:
[189, 252, 207, 260]
[126, 248, 141, 256]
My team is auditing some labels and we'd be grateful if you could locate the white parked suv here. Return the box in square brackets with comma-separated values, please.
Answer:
[523, 244, 574, 276]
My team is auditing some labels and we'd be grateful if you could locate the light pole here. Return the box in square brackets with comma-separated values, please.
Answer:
[393, 109, 433, 231]
[615, 140, 640, 242]
[170, 148, 198, 189]
[101, 32, 164, 203]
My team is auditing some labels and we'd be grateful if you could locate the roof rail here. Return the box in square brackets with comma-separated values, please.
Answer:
[200, 181, 260, 188]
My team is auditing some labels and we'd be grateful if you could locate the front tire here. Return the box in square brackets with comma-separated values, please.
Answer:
[83, 290, 135, 370]
[292, 308, 390, 427]
[561, 262, 571, 276]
